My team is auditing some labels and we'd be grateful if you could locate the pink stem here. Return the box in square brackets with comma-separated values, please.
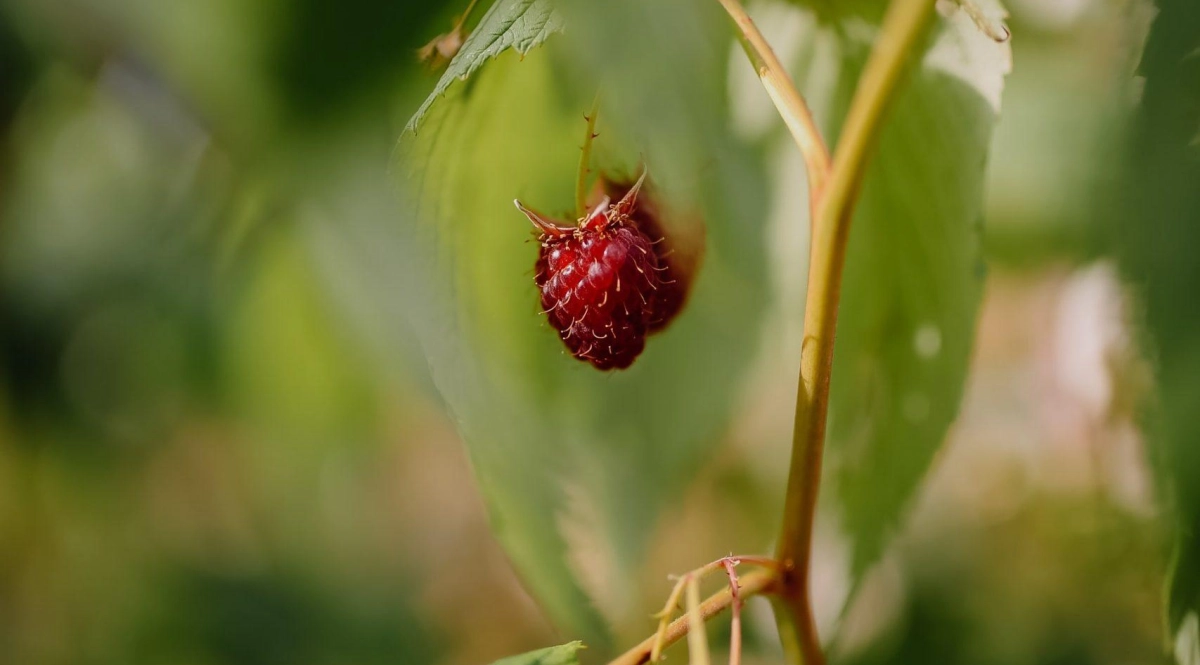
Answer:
[722, 559, 743, 665]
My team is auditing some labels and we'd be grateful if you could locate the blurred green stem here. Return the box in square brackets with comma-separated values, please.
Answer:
[769, 0, 937, 663]
[716, 0, 831, 199]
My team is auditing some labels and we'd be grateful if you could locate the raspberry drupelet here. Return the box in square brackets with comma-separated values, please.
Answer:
[601, 176, 687, 334]
[516, 172, 672, 370]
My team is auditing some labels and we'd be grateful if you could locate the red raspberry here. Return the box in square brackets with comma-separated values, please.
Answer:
[516, 173, 669, 370]
[601, 177, 690, 334]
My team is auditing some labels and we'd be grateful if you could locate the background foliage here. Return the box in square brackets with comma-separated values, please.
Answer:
[0, 0, 1193, 664]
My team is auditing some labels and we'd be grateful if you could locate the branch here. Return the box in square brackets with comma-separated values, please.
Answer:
[606, 568, 778, 665]
[715, 0, 831, 198]
[773, 0, 938, 663]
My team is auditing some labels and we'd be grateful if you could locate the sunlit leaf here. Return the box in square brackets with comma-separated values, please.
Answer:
[488, 641, 586, 665]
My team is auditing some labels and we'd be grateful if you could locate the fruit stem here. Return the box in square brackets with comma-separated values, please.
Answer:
[456, 0, 481, 31]
[575, 94, 602, 218]
[715, 0, 831, 200]
[772, 0, 937, 663]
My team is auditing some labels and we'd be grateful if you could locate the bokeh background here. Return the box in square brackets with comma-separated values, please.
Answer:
[0, 0, 1186, 664]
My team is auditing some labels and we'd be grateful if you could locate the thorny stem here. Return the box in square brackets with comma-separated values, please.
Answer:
[773, 0, 937, 663]
[650, 556, 779, 662]
[607, 568, 778, 665]
[575, 95, 602, 218]
[715, 0, 831, 200]
[722, 560, 744, 665]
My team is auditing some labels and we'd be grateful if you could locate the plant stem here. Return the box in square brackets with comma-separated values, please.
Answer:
[575, 95, 601, 217]
[685, 578, 711, 665]
[606, 569, 778, 665]
[772, 0, 936, 663]
[722, 560, 744, 665]
[651, 558, 734, 662]
[715, 0, 831, 198]
[455, 0, 481, 31]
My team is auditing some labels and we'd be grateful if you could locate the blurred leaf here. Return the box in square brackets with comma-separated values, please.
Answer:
[0, 69, 222, 430]
[388, 49, 611, 649]
[141, 567, 443, 665]
[0, 12, 36, 129]
[320, 0, 770, 650]
[406, 0, 564, 133]
[810, 6, 1009, 583]
[1169, 533, 1200, 642]
[1110, 0, 1200, 645]
[224, 229, 377, 437]
[489, 641, 586, 665]
[272, 0, 442, 120]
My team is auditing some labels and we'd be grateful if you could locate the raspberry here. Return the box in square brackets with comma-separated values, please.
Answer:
[516, 172, 672, 370]
[601, 177, 690, 333]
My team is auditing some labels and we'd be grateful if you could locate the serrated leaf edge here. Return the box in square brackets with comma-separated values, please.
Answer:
[405, 0, 564, 135]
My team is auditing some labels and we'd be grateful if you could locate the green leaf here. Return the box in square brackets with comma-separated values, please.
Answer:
[405, 0, 564, 133]
[325, 0, 770, 651]
[391, 50, 612, 650]
[799, 3, 1010, 584]
[1110, 0, 1200, 647]
[488, 642, 586, 665]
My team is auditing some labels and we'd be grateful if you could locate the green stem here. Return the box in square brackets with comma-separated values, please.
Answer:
[773, 0, 937, 663]
[715, 0, 831, 199]
[685, 578, 711, 665]
[575, 95, 601, 217]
